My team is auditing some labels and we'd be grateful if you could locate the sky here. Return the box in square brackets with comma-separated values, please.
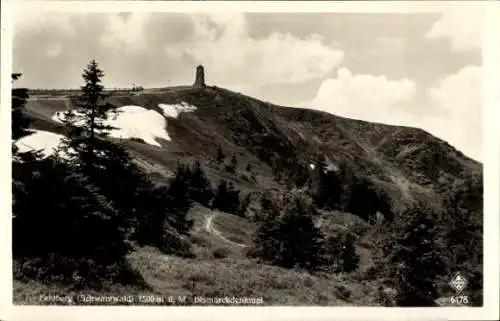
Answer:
[12, 9, 483, 161]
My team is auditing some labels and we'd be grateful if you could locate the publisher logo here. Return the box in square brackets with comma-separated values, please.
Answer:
[449, 272, 468, 294]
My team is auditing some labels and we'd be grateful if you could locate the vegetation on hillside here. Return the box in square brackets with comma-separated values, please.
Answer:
[12, 62, 196, 289]
[248, 194, 327, 272]
[248, 192, 361, 274]
[11, 62, 483, 307]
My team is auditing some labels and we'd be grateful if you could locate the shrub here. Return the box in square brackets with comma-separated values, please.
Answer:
[212, 248, 231, 259]
[334, 285, 351, 300]
[160, 228, 195, 258]
[13, 254, 147, 290]
[321, 235, 342, 273]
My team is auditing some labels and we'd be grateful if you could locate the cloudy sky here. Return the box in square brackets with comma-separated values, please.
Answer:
[12, 9, 483, 161]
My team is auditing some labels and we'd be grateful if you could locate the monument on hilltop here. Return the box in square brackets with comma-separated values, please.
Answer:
[193, 65, 206, 88]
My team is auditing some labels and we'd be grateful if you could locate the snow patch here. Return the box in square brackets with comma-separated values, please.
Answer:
[158, 102, 197, 119]
[52, 105, 171, 147]
[15, 130, 65, 158]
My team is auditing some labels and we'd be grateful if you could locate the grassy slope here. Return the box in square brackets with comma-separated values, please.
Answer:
[13, 247, 379, 306]
[14, 204, 380, 306]
[13, 86, 482, 305]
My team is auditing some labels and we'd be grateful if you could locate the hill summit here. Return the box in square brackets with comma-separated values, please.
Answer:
[25, 82, 481, 209]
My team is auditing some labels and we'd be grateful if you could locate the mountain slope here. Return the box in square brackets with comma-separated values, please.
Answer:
[15, 85, 483, 306]
[24, 85, 482, 209]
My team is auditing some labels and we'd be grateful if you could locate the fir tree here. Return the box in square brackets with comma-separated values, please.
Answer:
[236, 193, 251, 217]
[311, 160, 342, 209]
[212, 180, 241, 214]
[216, 145, 225, 163]
[188, 160, 213, 206]
[56, 61, 163, 246]
[230, 155, 238, 172]
[340, 172, 392, 222]
[248, 194, 325, 271]
[53, 61, 183, 254]
[257, 191, 279, 221]
[386, 203, 447, 306]
[340, 231, 360, 272]
[441, 171, 483, 306]
[60, 60, 116, 172]
[164, 162, 194, 235]
[227, 182, 241, 211]
[12, 155, 130, 276]
[321, 235, 343, 272]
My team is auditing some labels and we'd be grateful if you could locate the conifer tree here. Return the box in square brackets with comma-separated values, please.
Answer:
[227, 182, 241, 210]
[441, 171, 483, 306]
[164, 162, 194, 235]
[321, 235, 343, 272]
[257, 191, 279, 221]
[212, 179, 228, 210]
[216, 145, 225, 163]
[58, 61, 151, 236]
[386, 203, 446, 306]
[260, 191, 273, 213]
[248, 194, 325, 271]
[340, 171, 392, 222]
[188, 160, 213, 206]
[13, 157, 128, 259]
[236, 193, 251, 217]
[311, 159, 342, 209]
[230, 154, 238, 172]
[340, 231, 360, 272]
[11, 71, 131, 280]
[60, 60, 116, 172]
[212, 180, 241, 214]
[54, 61, 180, 252]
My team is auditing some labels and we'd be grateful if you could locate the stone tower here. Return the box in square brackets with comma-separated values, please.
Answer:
[193, 65, 206, 88]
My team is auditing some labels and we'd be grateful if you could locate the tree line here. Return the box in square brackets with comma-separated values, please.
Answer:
[247, 192, 360, 274]
[269, 153, 393, 223]
[247, 173, 482, 307]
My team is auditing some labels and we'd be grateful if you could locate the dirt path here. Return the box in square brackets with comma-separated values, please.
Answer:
[205, 213, 247, 248]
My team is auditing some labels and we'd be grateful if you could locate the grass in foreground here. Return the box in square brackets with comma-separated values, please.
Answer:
[211, 211, 254, 245]
[13, 246, 383, 306]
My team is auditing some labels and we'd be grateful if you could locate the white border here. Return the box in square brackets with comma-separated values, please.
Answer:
[1, 1, 499, 321]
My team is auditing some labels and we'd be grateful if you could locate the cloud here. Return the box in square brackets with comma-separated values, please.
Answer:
[164, 13, 344, 87]
[100, 13, 153, 51]
[376, 37, 407, 46]
[424, 8, 483, 52]
[45, 43, 62, 58]
[14, 11, 79, 37]
[425, 65, 482, 161]
[305, 68, 417, 125]
[304, 66, 482, 161]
